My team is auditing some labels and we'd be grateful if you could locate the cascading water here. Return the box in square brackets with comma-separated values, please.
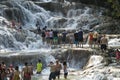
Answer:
[0, 0, 120, 80]
[0, 16, 50, 51]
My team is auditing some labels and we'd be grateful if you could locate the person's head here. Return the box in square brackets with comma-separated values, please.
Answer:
[25, 62, 28, 66]
[50, 61, 54, 65]
[63, 61, 67, 66]
[116, 49, 119, 52]
[2, 62, 5, 65]
[56, 60, 59, 64]
[38, 59, 41, 63]
[15, 66, 19, 71]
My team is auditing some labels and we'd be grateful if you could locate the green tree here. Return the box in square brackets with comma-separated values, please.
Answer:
[107, 0, 120, 18]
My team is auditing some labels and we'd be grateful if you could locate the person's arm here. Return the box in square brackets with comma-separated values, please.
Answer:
[12, 72, 16, 80]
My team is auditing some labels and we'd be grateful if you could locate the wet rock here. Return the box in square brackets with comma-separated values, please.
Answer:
[52, 48, 93, 69]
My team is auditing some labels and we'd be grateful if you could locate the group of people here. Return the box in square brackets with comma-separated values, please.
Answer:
[40, 28, 84, 47]
[1, 19, 108, 52]
[48, 60, 68, 80]
[39, 27, 108, 52]
[0, 61, 34, 80]
[88, 31, 108, 52]
[0, 59, 68, 80]
[1, 19, 22, 32]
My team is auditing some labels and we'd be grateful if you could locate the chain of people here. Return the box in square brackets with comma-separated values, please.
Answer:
[0, 60, 68, 80]
[39, 27, 108, 53]
[1, 19, 120, 80]
[1, 19, 109, 52]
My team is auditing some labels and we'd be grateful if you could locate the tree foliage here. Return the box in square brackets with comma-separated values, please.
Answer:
[107, 0, 120, 18]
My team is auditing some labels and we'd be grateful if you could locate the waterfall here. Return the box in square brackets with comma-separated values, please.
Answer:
[2, 1, 51, 29]
[0, 16, 51, 51]
[0, 0, 53, 51]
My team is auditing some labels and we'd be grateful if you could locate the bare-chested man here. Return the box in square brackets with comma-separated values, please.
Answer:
[100, 34, 108, 52]
[55, 60, 62, 79]
[22, 62, 31, 80]
[48, 61, 56, 80]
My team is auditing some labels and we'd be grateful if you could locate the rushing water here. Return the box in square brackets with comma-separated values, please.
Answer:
[0, 0, 120, 80]
[1, 0, 119, 51]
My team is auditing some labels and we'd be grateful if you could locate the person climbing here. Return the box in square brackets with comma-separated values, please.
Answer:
[78, 29, 84, 48]
[62, 30, 67, 46]
[49, 29, 53, 45]
[100, 34, 108, 53]
[97, 33, 102, 48]
[12, 66, 20, 80]
[53, 30, 59, 45]
[43, 26, 47, 31]
[22, 62, 31, 80]
[48, 61, 56, 80]
[29, 63, 34, 75]
[63, 61, 68, 79]
[68, 31, 74, 48]
[11, 20, 16, 29]
[36, 59, 42, 74]
[93, 31, 99, 48]
[55, 60, 62, 79]
[36, 21, 41, 37]
[45, 30, 50, 44]
[115, 49, 120, 64]
[88, 31, 93, 48]
[74, 31, 79, 47]
[41, 30, 46, 44]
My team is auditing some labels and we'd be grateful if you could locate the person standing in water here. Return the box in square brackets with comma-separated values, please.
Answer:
[22, 62, 31, 80]
[29, 63, 34, 75]
[63, 61, 68, 79]
[36, 60, 42, 74]
[12, 66, 20, 80]
[55, 60, 62, 80]
[48, 61, 56, 80]
[100, 34, 108, 52]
